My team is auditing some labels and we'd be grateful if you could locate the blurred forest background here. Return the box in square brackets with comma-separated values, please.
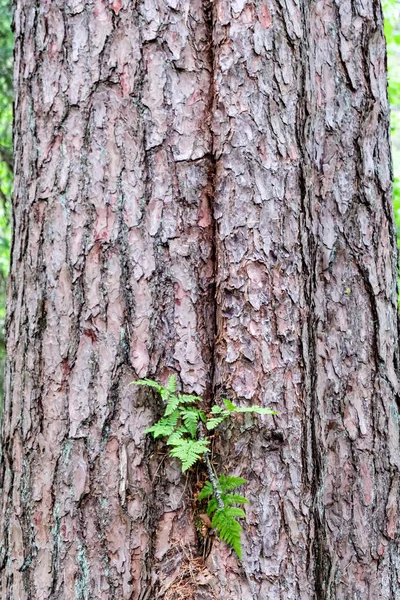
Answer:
[0, 0, 398, 409]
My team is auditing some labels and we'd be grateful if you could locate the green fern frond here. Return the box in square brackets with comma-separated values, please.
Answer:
[197, 481, 213, 500]
[164, 394, 180, 416]
[212, 508, 244, 559]
[133, 378, 163, 391]
[219, 474, 247, 492]
[144, 411, 180, 438]
[206, 497, 219, 516]
[210, 405, 224, 414]
[169, 438, 210, 472]
[166, 374, 176, 395]
[180, 394, 203, 404]
[222, 398, 237, 412]
[224, 493, 249, 506]
[179, 407, 204, 436]
[206, 416, 226, 430]
[223, 507, 246, 518]
[221, 399, 277, 416]
[166, 427, 186, 445]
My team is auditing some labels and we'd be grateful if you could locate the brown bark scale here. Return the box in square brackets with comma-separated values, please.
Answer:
[0, 0, 399, 599]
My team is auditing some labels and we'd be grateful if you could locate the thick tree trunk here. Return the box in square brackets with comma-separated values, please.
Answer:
[1, 1, 399, 599]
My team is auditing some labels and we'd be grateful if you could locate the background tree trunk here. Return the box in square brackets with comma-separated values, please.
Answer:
[1, 0, 399, 599]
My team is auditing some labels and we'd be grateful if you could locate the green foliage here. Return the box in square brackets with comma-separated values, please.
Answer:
[0, 0, 12, 413]
[206, 398, 277, 430]
[383, 0, 400, 294]
[198, 474, 249, 552]
[136, 375, 276, 558]
[139, 375, 208, 472]
[212, 508, 244, 559]
[169, 438, 210, 472]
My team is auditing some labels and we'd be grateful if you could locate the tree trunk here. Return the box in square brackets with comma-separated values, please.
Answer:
[1, 0, 399, 599]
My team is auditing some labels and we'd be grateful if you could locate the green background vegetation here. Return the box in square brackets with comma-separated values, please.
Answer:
[0, 1, 398, 406]
[0, 0, 12, 404]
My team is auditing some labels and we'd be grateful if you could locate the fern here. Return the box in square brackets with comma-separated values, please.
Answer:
[224, 493, 249, 506]
[144, 411, 179, 438]
[134, 376, 277, 560]
[212, 508, 244, 559]
[198, 474, 249, 556]
[206, 416, 226, 430]
[197, 480, 213, 500]
[219, 474, 247, 492]
[134, 378, 163, 392]
[222, 398, 277, 415]
[180, 407, 206, 435]
[164, 394, 181, 416]
[169, 438, 210, 472]
[166, 426, 190, 445]
[166, 374, 176, 395]
[179, 394, 203, 404]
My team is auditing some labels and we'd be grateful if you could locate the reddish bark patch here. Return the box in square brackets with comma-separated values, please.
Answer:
[110, 0, 122, 14]
[258, 2, 272, 29]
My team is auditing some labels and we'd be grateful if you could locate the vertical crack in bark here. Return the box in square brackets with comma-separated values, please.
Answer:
[296, 1, 324, 594]
[204, 0, 218, 408]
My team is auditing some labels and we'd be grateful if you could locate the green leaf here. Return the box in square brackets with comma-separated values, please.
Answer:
[169, 438, 210, 472]
[222, 398, 237, 412]
[219, 474, 247, 492]
[164, 395, 180, 416]
[144, 411, 180, 438]
[206, 416, 226, 430]
[179, 407, 202, 437]
[133, 378, 162, 391]
[166, 374, 176, 395]
[166, 426, 188, 445]
[198, 481, 213, 500]
[206, 497, 219, 516]
[210, 405, 224, 414]
[180, 394, 203, 404]
[223, 493, 249, 506]
[224, 506, 246, 518]
[212, 508, 243, 559]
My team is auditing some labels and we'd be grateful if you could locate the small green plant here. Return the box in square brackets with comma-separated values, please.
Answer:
[134, 375, 277, 559]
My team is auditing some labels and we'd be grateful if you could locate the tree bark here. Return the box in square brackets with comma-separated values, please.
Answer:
[1, 0, 399, 599]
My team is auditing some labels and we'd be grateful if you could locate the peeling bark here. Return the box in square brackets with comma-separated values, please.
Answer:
[1, 0, 399, 599]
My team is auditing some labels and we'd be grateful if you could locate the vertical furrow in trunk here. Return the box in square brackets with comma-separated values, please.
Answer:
[0, 1, 214, 598]
[209, 1, 314, 597]
[304, 1, 400, 597]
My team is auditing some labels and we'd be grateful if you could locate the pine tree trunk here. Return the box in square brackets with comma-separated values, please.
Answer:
[1, 1, 399, 599]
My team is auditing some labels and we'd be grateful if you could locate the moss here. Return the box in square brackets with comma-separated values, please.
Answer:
[74, 542, 90, 600]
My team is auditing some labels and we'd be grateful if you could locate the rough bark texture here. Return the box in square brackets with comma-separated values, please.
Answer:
[1, 0, 399, 599]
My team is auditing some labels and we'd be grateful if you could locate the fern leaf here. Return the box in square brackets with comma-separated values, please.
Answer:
[144, 419, 174, 438]
[219, 474, 247, 492]
[210, 405, 224, 414]
[144, 411, 180, 438]
[223, 493, 249, 506]
[212, 508, 243, 559]
[180, 407, 202, 437]
[166, 428, 186, 445]
[164, 395, 180, 416]
[133, 378, 162, 391]
[224, 507, 246, 518]
[206, 497, 218, 517]
[197, 481, 213, 500]
[222, 398, 237, 412]
[206, 416, 226, 430]
[166, 374, 176, 395]
[180, 394, 202, 404]
[169, 438, 210, 472]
